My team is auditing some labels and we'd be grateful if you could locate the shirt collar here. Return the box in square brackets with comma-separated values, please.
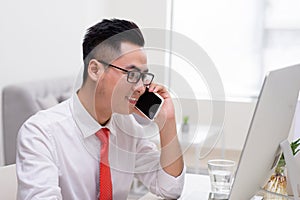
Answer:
[72, 93, 116, 138]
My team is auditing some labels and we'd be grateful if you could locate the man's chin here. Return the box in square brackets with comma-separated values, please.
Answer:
[112, 107, 135, 115]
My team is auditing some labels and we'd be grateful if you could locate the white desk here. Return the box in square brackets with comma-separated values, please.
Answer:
[139, 173, 210, 200]
[178, 173, 211, 199]
[139, 173, 265, 200]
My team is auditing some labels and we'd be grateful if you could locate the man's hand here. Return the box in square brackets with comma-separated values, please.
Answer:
[147, 84, 175, 129]
[148, 83, 184, 177]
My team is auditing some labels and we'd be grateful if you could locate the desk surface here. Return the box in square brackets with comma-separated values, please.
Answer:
[139, 173, 210, 200]
[139, 173, 266, 200]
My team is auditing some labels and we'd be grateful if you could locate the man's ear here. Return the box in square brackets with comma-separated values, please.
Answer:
[88, 59, 104, 81]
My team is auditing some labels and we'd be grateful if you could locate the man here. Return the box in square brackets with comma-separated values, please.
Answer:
[16, 18, 185, 200]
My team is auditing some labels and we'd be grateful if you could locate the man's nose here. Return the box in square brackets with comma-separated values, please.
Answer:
[133, 78, 145, 94]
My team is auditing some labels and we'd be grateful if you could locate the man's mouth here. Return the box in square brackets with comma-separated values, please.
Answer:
[127, 96, 138, 105]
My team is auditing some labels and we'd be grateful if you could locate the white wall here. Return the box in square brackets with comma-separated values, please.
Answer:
[0, 0, 168, 165]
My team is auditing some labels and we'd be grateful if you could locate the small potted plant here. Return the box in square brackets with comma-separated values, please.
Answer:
[181, 116, 189, 133]
[263, 138, 300, 198]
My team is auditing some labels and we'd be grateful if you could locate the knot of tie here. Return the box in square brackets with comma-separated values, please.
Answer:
[95, 128, 110, 165]
[96, 128, 110, 144]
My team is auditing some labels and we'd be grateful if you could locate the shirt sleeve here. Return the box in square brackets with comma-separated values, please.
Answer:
[16, 120, 62, 200]
[134, 128, 186, 199]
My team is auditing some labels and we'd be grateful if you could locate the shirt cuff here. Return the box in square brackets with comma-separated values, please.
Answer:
[157, 164, 186, 198]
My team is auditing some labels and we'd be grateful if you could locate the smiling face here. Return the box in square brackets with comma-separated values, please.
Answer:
[94, 42, 148, 121]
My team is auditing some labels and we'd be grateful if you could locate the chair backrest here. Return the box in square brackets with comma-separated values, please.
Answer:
[0, 164, 17, 200]
[2, 76, 74, 165]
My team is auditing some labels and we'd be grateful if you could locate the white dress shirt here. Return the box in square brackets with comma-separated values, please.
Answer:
[16, 93, 185, 200]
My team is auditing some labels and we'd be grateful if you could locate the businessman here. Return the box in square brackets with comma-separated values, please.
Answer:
[16, 18, 185, 200]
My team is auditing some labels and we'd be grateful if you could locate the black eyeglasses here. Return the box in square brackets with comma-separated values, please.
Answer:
[98, 60, 154, 86]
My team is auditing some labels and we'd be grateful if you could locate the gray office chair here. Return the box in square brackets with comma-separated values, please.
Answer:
[2, 76, 74, 165]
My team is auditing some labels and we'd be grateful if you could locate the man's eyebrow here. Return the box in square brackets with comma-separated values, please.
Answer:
[126, 65, 149, 72]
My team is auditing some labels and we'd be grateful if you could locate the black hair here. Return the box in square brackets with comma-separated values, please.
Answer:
[82, 19, 145, 84]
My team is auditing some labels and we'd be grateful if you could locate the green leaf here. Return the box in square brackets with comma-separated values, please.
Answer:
[291, 138, 300, 156]
[183, 116, 189, 124]
[276, 137, 300, 169]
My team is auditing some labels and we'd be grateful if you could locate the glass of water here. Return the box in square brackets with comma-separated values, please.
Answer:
[207, 159, 236, 197]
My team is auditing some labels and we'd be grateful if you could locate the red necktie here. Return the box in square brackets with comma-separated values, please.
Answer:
[96, 128, 113, 200]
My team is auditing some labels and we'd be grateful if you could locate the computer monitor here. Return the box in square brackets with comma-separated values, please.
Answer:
[229, 64, 300, 199]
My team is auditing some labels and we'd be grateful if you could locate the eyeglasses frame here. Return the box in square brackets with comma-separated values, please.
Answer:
[97, 60, 154, 86]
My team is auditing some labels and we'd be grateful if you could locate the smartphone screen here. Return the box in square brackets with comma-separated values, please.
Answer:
[135, 88, 164, 120]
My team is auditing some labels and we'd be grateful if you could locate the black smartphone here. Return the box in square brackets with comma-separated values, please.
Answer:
[135, 88, 164, 120]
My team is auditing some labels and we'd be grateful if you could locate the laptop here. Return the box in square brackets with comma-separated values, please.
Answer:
[229, 64, 300, 199]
